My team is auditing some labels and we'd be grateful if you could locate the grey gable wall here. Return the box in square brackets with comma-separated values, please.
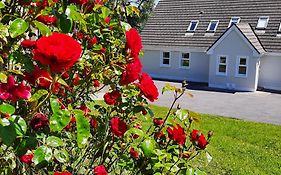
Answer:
[208, 30, 259, 91]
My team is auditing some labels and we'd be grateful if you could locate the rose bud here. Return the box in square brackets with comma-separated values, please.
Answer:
[93, 79, 100, 88]
[104, 16, 110, 24]
[30, 113, 49, 130]
[88, 36, 98, 47]
[129, 147, 139, 158]
[153, 118, 164, 126]
[94, 165, 107, 175]
[20, 153, 33, 165]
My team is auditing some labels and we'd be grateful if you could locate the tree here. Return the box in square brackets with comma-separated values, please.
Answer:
[127, 0, 156, 31]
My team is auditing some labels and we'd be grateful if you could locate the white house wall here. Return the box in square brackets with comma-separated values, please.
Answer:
[258, 55, 281, 90]
[141, 50, 209, 82]
[208, 30, 259, 91]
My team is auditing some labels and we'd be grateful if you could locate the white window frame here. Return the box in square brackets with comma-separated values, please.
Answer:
[216, 55, 228, 76]
[187, 20, 199, 32]
[160, 51, 171, 67]
[236, 56, 249, 78]
[179, 52, 190, 69]
[278, 23, 281, 33]
[256, 16, 269, 29]
[207, 20, 219, 32]
[228, 17, 241, 27]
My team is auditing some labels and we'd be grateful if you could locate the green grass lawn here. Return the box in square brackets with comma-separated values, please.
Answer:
[150, 105, 281, 175]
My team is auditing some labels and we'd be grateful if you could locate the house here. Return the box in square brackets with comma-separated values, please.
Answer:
[140, 0, 281, 91]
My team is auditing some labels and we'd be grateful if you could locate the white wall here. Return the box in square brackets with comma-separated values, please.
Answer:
[141, 50, 209, 82]
[259, 55, 281, 90]
[208, 30, 259, 91]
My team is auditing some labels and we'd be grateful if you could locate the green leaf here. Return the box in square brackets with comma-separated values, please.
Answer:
[33, 146, 52, 165]
[126, 6, 140, 17]
[59, 14, 73, 33]
[194, 169, 207, 175]
[9, 115, 27, 136]
[34, 21, 51, 36]
[28, 89, 48, 102]
[57, 78, 68, 87]
[100, 7, 111, 19]
[0, 72, 7, 83]
[54, 149, 69, 163]
[50, 98, 71, 132]
[0, 2, 5, 9]
[162, 83, 176, 94]
[141, 138, 155, 157]
[186, 168, 194, 175]
[0, 103, 15, 115]
[75, 110, 90, 148]
[0, 118, 16, 146]
[46, 136, 63, 147]
[121, 22, 131, 31]
[50, 111, 71, 132]
[9, 18, 29, 38]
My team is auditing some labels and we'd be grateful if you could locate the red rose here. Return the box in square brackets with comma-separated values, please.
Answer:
[120, 57, 142, 85]
[103, 90, 121, 105]
[33, 32, 82, 73]
[93, 79, 100, 88]
[129, 147, 139, 158]
[138, 73, 159, 102]
[111, 117, 127, 137]
[94, 165, 107, 175]
[95, 0, 103, 5]
[73, 73, 80, 85]
[24, 65, 52, 88]
[190, 129, 199, 142]
[0, 75, 31, 102]
[88, 36, 98, 47]
[36, 15, 57, 26]
[70, 0, 88, 5]
[167, 124, 186, 145]
[79, 104, 90, 115]
[21, 39, 36, 48]
[90, 118, 98, 129]
[54, 172, 72, 175]
[126, 28, 142, 57]
[20, 153, 33, 165]
[190, 130, 208, 150]
[153, 118, 164, 126]
[30, 113, 49, 130]
[104, 16, 110, 24]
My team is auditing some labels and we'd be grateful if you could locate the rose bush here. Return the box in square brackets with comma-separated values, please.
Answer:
[0, 0, 213, 174]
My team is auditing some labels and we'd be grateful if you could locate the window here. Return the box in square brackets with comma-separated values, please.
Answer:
[179, 53, 190, 68]
[187, 20, 199, 32]
[216, 56, 227, 75]
[236, 57, 248, 77]
[278, 23, 281, 33]
[207, 20, 219, 32]
[256, 16, 269, 29]
[161, 51, 170, 67]
[228, 17, 241, 27]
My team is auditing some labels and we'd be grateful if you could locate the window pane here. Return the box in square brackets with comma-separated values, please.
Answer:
[209, 21, 218, 31]
[163, 58, 169, 65]
[239, 66, 247, 75]
[181, 59, 189, 67]
[182, 53, 189, 58]
[220, 57, 226, 64]
[219, 65, 226, 73]
[257, 17, 268, 28]
[190, 22, 197, 30]
[163, 52, 170, 58]
[240, 58, 247, 65]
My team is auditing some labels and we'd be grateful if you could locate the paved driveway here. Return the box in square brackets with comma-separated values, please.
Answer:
[151, 80, 281, 125]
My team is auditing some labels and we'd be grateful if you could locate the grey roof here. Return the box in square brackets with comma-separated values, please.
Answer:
[141, 0, 281, 53]
[208, 23, 266, 54]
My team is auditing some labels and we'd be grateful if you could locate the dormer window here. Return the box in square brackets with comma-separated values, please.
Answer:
[228, 17, 240, 27]
[256, 16, 269, 29]
[207, 20, 219, 32]
[187, 20, 199, 32]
